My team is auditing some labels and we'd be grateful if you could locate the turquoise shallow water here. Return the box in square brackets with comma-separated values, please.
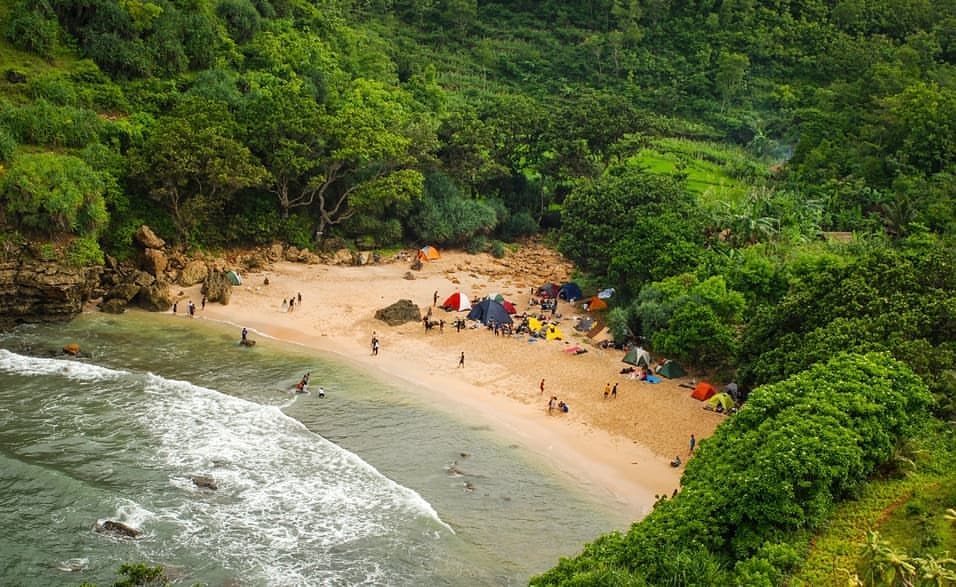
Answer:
[0, 311, 628, 586]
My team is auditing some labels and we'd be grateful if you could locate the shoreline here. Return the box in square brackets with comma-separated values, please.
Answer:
[167, 246, 721, 520]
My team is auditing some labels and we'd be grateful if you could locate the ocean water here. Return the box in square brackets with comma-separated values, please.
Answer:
[0, 312, 629, 586]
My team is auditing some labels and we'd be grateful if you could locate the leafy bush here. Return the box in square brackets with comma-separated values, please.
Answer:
[490, 240, 506, 258]
[532, 353, 932, 586]
[3, 3, 59, 57]
[406, 173, 498, 245]
[466, 235, 488, 254]
[0, 153, 108, 237]
[66, 235, 104, 266]
[217, 0, 261, 43]
[0, 126, 16, 163]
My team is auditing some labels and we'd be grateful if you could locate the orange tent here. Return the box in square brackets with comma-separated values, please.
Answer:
[691, 382, 717, 401]
[417, 245, 441, 261]
[585, 296, 607, 311]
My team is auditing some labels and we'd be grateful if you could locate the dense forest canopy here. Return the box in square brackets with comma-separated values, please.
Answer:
[2, 0, 956, 583]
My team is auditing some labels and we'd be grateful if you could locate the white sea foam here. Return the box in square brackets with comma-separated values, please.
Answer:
[0, 349, 126, 381]
[130, 372, 451, 585]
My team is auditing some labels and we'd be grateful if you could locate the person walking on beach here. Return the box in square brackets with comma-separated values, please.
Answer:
[297, 292, 302, 305]
[371, 336, 379, 356]
[611, 383, 618, 399]
[439, 319, 445, 333]
[172, 301, 178, 315]
[289, 297, 295, 312]
[281, 298, 288, 311]
[604, 382, 611, 399]
[188, 300, 195, 317]
[458, 352, 465, 368]
[433, 290, 439, 306]
[540, 379, 545, 394]
[201, 295, 206, 310]
[689, 434, 696, 455]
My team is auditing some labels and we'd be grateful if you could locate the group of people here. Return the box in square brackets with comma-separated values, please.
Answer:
[547, 395, 570, 414]
[281, 292, 303, 312]
[172, 297, 204, 317]
[294, 372, 325, 397]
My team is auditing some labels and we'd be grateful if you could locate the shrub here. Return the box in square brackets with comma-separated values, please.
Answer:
[3, 3, 59, 58]
[66, 235, 104, 266]
[0, 126, 16, 163]
[491, 240, 506, 258]
[217, 0, 261, 43]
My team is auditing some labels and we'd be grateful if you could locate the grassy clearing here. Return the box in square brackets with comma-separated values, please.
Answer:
[789, 425, 956, 586]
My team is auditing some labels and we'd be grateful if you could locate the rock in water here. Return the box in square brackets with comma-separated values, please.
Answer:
[94, 520, 142, 539]
[192, 475, 218, 490]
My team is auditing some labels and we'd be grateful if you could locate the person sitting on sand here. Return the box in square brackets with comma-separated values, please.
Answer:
[671, 455, 682, 467]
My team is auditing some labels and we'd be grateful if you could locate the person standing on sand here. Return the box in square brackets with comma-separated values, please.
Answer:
[458, 352, 465, 368]
[201, 295, 206, 310]
[540, 379, 545, 394]
[241, 327, 248, 342]
[172, 301, 178, 315]
[281, 298, 288, 311]
[604, 383, 611, 399]
[548, 395, 557, 414]
[611, 383, 618, 399]
[297, 292, 302, 305]
[188, 300, 195, 317]
[689, 434, 696, 455]
[289, 297, 295, 312]
[433, 290, 438, 306]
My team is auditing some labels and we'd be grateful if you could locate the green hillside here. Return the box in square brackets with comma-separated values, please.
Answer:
[2, 0, 955, 584]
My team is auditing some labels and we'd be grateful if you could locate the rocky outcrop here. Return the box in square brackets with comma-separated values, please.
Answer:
[94, 520, 142, 539]
[133, 283, 173, 311]
[202, 270, 232, 304]
[375, 299, 421, 326]
[134, 225, 165, 250]
[142, 248, 168, 277]
[0, 260, 102, 327]
[178, 260, 208, 286]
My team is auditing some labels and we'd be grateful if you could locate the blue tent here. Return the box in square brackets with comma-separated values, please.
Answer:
[558, 282, 583, 301]
[467, 299, 513, 325]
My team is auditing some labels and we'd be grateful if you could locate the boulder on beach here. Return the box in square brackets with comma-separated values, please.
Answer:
[374, 299, 421, 326]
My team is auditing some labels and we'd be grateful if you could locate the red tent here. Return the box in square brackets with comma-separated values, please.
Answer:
[691, 382, 717, 401]
[501, 300, 517, 314]
[441, 291, 471, 311]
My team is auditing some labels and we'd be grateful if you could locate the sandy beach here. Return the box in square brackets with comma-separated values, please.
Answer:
[185, 243, 723, 520]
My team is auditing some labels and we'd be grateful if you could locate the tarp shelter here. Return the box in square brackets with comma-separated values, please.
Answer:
[585, 296, 608, 311]
[441, 292, 471, 311]
[501, 300, 517, 314]
[467, 299, 513, 325]
[527, 317, 543, 332]
[691, 382, 717, 401]
[623, 346, 652, 368]
[225, 270, 242, 286]
[657, 360, 687, 379]
[558, 282, 583, 301]
[597, 288, 616, 299]
[575, 317, 594, 332]
[537, 283, 559, 298]
[545, 324, 564, 340]
[708, 392, 734, 411]
[417, 245, 441, 261]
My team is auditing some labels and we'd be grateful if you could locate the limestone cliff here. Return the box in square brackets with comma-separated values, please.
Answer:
[0, 259, 102, 327]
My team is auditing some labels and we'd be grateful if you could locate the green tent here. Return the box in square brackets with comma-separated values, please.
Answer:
[657, 360, 687, 379]
[708, 392, 734, 411]
[225, 270, 242, 286]
[623, 347, 651, 368]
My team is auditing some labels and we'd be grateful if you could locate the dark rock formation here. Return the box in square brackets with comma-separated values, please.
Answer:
[192, 475, 218, 490]
[202, 270, 232, 304]
[134, 225, 166, 249]
[99, 298, 127, 314]
[142, 248, 168, 277]
[0, 260, 102, 327]
[375, 299, 421, 326]
[94, 520, 142, 539]
[133, 283, 173, 311]
[178, 260, 208, 286]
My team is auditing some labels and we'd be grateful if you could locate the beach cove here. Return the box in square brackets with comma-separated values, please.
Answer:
[193, 244, 722, 518]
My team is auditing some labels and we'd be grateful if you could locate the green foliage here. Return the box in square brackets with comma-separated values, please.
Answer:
[0, 125, 16, 162]
[3, 1, 60, 58]
[532, 352, 933, 586]
[66, 234, 104, 265]
[0, 99, 101, 148]
[217, 0, 260, 43]
[79, 561, 173, 587]
[490, 239, 505, 258]
[406, 172, 497, 246]
[0, 152, 108, 237]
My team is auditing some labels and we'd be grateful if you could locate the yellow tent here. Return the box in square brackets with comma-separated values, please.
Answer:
[417, 245, 441, 261]
[528, 317, 543, 332]
[545, 325, 564, 340]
